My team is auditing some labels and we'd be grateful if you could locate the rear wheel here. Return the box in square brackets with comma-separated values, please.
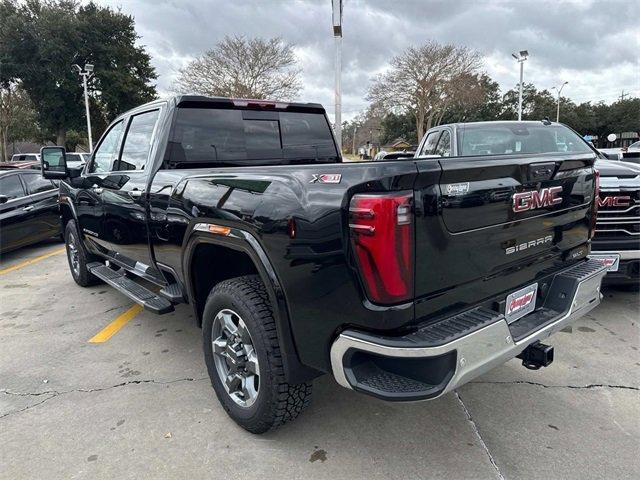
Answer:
[202, 275, 312, 433]
[64, 220, 101, 287]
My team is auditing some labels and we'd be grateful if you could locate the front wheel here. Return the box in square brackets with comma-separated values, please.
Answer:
[64, 220, 101, 287]
[202, 275, 312, 433]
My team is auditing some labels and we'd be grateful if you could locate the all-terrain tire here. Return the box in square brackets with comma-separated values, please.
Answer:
[202, 275, 312, 433]
[64, 220, 101, 287]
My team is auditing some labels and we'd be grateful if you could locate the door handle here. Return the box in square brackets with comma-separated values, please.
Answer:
[23, 205, 35, 212]
[128, 189, 144, 199]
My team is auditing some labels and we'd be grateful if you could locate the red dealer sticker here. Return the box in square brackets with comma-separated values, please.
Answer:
[588, 254, 620, 272]
[505, 283, 538, 324]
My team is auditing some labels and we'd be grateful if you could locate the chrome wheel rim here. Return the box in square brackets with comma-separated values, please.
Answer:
[67, 232, 80, 276]
[211, 309, 260, 408]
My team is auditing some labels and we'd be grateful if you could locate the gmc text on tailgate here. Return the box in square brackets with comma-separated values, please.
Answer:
[40, 98, 607, 433]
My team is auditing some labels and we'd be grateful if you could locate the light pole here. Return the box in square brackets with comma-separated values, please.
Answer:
[552, 81, 568, 122]
[332, 0, 343, 152]
[511, 50, 529, 121]
[74, 63, 94, 151]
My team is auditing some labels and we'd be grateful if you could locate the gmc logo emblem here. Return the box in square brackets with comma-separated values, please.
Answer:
[512, 186, 563, 213]
[597, 196, 631, 208]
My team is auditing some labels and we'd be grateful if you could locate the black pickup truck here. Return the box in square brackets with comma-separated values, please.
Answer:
[40, 98, 607, 433]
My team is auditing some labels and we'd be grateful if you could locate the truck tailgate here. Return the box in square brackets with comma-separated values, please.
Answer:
[413, 152, 597, 321]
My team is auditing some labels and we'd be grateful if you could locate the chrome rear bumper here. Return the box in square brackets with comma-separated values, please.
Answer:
[330, 259, 608, 401]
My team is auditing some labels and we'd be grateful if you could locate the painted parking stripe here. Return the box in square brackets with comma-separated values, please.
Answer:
[89, 304, 143, 343]
[0, 247, 66, 275]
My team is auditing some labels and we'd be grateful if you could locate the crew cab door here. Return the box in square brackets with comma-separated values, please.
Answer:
[78, 119, 125, 251]
[99, 108, 160, 275]
[18, 171, 59, 240]
[413, 123, 596, 318]
[0, 172, 30, 252]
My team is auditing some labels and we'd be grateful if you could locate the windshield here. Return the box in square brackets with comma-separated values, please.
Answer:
[458, 123, 592, 157]
[168, 107, 339, 166]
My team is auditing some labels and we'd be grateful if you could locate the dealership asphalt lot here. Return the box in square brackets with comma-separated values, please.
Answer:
[0, 241, 638, 480]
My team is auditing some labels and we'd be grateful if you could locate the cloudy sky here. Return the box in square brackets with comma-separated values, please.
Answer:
[98, 0, 638, 122]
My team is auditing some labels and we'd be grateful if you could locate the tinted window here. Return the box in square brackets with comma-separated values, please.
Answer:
[244, 119, 281, 150]
[91, 120, 124, 173]
[420, 132, 440, 156]
[0, 175, 25, 200]
[435, 131, 451, 157]
[119, 110, 159, 171]
[21, 173, 55, 194]
[458, 124, 592, 157]
[280, 112, 335, 147]
[168, 107, 338, 166]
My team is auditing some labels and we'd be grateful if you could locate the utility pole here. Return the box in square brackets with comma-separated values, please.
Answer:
[619, 90, 629, 101]
[352, 125, 358, 155]
[512, 51, 529, 121]
[332, 0, 343, 152]
[553, 81, 568, 122]
[74, 63, 95, 151]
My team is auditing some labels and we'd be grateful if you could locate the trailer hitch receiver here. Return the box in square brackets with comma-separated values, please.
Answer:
[517, 342, 554, 370]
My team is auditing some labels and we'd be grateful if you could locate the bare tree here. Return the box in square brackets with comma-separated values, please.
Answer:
[173, 36, 302, 100]
[367, 41, 482, 142]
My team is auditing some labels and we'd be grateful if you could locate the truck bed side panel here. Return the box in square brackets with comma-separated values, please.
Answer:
[151, 161, 419, 372]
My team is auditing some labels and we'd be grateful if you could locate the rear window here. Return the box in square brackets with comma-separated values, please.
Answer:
[11, 154, 38, 162]
[458, 124, 592, 157]
[167, 108, 339, 167]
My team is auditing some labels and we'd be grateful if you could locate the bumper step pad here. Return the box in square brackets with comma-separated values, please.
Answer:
[88, 263, 174, 315]
[406, 307, 503, 346]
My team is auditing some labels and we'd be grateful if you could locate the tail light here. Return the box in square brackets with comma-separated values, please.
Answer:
[589, 169, 600, 239]
[349, 192, 414, 304]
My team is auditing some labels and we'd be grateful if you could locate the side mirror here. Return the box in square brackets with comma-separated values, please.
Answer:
[40, 146, 68, 179]
[0, 195, 8, 204]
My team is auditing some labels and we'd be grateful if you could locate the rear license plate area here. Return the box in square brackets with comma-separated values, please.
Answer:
[505, 283, 538, 324]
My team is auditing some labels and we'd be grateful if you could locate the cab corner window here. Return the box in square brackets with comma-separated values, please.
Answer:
[118, 110, 160, 171]
[434, 131, 451, 157]
[420, 131, 440, 156]
[90, 120, 124, 173]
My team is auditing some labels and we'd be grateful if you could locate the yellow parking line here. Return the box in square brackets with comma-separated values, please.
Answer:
[89, 304, 143, 343]
[0, 247, 66, 275]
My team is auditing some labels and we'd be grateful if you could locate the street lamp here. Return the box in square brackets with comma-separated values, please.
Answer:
[552, 81, 568, 122]
[73, 63, 94, 152]
[511, 50, 529, 121]
[332, 0, 343, 152]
